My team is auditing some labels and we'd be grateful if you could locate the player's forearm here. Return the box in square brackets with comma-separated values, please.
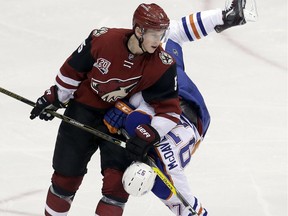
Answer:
[169, 9, 223, 45]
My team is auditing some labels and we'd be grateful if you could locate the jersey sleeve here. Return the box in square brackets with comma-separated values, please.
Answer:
[177, 68, 211, 137]
[150, 119, 207, 216]
[167, 9, 223, 45]
[129, 91, 179, 138]
[55, 31, 96, 103]
[142, 63, 181, 137]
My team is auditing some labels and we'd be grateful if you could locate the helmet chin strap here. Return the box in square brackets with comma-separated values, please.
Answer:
[134, 28, 146, 53]
[138, 37, 146, 53]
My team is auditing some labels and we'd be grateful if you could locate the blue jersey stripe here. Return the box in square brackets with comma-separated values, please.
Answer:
[196, 12, 208, 36]
[193, 197, 198, 211]
[181, 17, 194, 41]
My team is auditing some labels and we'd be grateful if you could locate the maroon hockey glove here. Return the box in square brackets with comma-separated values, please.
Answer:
[126, 124, 160, 162]
[30, 85, 65, 121]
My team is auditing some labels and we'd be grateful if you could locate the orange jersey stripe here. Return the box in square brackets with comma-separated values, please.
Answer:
[189, 14, 201, 40]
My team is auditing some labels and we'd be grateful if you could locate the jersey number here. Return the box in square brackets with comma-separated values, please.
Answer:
[168, 130, 196, 168]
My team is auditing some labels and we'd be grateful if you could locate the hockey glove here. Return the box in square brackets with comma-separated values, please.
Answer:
[124, 111, 152, 137]
[126, 124, 160, 162]
[215, 0, 246, 33]
[30, 85, 66, 121]
[103, 100, 135, 134]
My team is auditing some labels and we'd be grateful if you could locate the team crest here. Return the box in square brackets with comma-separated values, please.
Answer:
[90, 76, 140, 102]
[159, 51, 173, 65]
[93, 27, 108, 37]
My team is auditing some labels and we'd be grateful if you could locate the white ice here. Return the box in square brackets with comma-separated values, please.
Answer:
[0, 0, 287, 215]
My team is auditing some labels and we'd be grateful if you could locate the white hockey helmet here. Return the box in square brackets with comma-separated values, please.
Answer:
[122, 161, 157, 197]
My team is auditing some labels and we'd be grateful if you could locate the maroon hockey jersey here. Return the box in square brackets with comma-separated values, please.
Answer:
[56, 27, 181, 124]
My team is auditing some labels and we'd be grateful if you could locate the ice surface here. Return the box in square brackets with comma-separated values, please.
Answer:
[0, 0, 287, 215]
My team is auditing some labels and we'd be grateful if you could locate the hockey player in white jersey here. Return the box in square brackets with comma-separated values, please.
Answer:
[104, 0, 257, 215]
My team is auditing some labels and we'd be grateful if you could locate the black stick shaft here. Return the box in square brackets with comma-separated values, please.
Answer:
[0, 87, 126, 147]
[0, 86, 196, 214]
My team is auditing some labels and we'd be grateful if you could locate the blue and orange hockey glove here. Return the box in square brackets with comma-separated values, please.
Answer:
[103, 100, 135, 134]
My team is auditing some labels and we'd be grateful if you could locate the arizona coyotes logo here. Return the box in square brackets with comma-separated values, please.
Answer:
[92, 27, 108, 37]
[159, 51, 173, 65]
[90, 76, 140, 102]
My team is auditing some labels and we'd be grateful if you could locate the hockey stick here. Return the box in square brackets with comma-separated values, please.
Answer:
[0, 87, 126, 148]
[0, 86, 197, 215]
[148, 157, 197, 215]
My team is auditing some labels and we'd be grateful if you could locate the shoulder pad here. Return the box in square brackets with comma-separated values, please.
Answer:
[158, 50, 174, 65]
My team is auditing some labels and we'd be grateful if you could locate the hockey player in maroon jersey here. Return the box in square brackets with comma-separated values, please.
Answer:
[29, 3, 181, 216]
[104, 0, 257, 215]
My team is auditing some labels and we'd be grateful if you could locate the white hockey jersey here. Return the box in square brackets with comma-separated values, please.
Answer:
[129, 9, 224, 216]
